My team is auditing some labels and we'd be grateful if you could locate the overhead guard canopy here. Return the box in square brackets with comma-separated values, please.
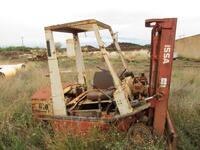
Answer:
[44, 19, 111, 33]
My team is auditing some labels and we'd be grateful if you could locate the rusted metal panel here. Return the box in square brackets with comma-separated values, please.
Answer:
[51, 119, 109, 135]
[32, 83, 78, 118]
[32, 99, 53, 117]
[32, 83, 75, 100]
[32, 86, 52, 100]
[43, 114, 136, 135]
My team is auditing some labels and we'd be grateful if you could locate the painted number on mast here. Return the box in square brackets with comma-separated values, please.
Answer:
[163, 45, 171, 64]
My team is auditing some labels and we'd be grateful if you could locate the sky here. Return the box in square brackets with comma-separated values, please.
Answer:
[0, 0, 200, 47]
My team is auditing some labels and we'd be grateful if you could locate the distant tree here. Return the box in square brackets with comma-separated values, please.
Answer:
[55, 42, 62, 50]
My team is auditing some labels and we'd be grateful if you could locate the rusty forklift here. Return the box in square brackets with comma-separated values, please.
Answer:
[32, 18, 177, 149]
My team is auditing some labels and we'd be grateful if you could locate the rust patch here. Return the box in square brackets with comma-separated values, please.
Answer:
[32, 83, 76, 100]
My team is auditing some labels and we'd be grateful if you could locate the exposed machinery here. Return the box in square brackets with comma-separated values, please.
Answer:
[32, 18, 177, 149]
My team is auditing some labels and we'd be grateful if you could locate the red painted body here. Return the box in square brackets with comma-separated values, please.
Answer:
[52, 119, 109, 134]
[41, 114, 137, 136]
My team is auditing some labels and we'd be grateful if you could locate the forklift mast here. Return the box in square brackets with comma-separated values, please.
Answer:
[145, 18, 177, 135]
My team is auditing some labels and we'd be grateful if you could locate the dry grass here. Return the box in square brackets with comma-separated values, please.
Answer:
[0, 62, 50, 149]
[170, 67, 200, 149]
[0, 57, 200, 149]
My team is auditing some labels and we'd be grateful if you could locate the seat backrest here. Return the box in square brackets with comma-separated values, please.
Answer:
[93, 71, 114, 89]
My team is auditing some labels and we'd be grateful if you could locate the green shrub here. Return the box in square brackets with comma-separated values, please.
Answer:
[0, 46, 32, 52]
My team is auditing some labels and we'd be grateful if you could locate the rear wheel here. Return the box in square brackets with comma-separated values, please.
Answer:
[127, 123, 153, 146]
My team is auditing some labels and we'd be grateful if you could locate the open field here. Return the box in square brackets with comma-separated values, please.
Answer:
[0, 55, 200, 149]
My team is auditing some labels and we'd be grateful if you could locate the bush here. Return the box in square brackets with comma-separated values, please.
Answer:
[0, 46, 33, 52]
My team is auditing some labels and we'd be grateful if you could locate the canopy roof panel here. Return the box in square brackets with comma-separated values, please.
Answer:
[44, 19, 111, 33]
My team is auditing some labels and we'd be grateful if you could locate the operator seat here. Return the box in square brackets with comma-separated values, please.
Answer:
[93, 71, 114, 89]
[87, 71, 115, 100]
